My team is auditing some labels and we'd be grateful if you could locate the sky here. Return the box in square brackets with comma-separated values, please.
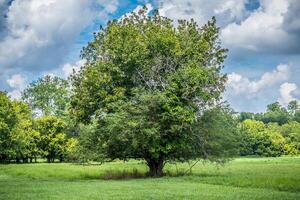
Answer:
[0, 0, 300, 113]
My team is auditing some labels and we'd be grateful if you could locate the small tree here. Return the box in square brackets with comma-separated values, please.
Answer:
[11, 101, 40, 163]
[35, 116, 75, 162]
[71, 7, 237, 176]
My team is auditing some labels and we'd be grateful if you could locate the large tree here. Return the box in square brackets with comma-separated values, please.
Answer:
[71, 7, 237, 176]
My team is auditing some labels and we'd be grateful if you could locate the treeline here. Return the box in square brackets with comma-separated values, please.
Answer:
[1, 76, 300, 163]
[238, 101, 300, 156]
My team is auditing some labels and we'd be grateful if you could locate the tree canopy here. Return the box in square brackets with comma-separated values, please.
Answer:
[71, 7, 235, 176]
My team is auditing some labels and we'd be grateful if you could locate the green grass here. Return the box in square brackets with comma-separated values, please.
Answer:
[1, 157, 300, 199]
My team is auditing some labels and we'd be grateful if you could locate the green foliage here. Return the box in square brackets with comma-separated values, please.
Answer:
[239, 120, 291, 156]
[35, 116, 77, 162]
[11, 101, 41, 162]
[22, 75, 69, 117]
[239, 112, 255, 121]
[194, 106, 239, 161]
[260, 102, 290, 125]
[238, 101, 300, 156]
[71, 7, 235, 176]
[0, 93, 43, 163]
[0, 92, 17, 161]
[280, 121, 300, 154]
[287, 100, 299, 115]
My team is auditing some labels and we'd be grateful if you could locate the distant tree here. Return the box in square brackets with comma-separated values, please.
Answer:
[287, 100, 300, 123]
[239, 120, 286, 157]
[22, 75, 69, 117]
[253, 113, 264, 121]
[261, 102, 290, 125]
[35, 116, 76, 162]
[0, 91, 17, 162]
[280, 121, 300, 154]
[11, 101, 40, 163]
[239, 112, 254, 121]
[288, 100, 299, 115]
[71, 7, 237, 176]
[294, 110, 300, 123]
[267, 102, 282, 112]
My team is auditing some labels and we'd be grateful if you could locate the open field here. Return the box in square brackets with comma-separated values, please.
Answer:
[0, 157, 300, 200]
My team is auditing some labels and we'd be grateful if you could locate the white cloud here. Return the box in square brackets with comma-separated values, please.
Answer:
[7, 89, 23, 100]
[62, 59, 86, 77]
[0, 0, 119, 74]
[227, 64, 290, 95]
[221, 0, 300, 54]
[158, 0, 300, 54]
[6, 74, 27, 100]
[159, 0, 248, 26]
[6, 74, 26, 89]
[278, 82, 299, 106]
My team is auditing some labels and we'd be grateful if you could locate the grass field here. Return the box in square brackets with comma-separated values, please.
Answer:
[0, 157, 299, 200]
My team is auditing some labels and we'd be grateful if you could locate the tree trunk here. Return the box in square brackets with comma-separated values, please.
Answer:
[146, 159, 164, 177]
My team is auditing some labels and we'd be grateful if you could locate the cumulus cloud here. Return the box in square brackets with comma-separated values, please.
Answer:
[6, 74, 27, 99]
[158, 0, 300, 54]
[227, 64, 290, 95]
[278, 82, 299, 106]
[158, 0, 248, 26]
[0, 0, 119, 74]
[62, 59, 86, 77]
[221, 0, 300, 54]
[6, 74, 26, 88]
[225, 64, 300, 112]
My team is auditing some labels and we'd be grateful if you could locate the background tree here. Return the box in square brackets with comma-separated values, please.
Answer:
[71, 7, 237, 177]
[260, 102, 290, 125]
[238, 120, 286, 157]
[288, 100, 300, 123]
[11, 101, 40, 163]
[0, 92, 17, 162]
[35, 116, 76, 162]
[239, 112, 255, 121]
[22, 75, 69, 117]
[280, 121, 300, 154]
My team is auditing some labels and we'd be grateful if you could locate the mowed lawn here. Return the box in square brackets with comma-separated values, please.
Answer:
[0, 157, 299, 200]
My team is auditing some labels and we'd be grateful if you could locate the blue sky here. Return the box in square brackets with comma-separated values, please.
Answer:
[0, 0, 300, 112]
